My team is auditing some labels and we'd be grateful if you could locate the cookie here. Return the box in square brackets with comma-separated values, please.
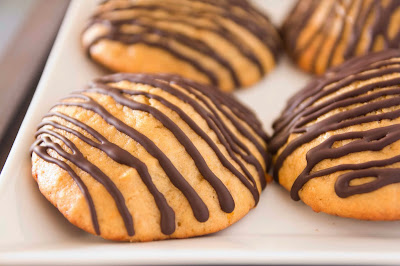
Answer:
[82, 0, 281, 92]
[30, 73, 269, 241]
[282, 0, 400, 74]
[270, 50, 400, 220]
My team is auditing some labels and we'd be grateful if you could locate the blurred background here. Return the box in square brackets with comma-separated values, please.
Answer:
[0, 0, 70, 171]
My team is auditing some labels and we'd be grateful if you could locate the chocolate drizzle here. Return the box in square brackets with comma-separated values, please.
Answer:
[84, 0, 281, 89]
[282, 0, 400, 74]
[31, 73, 267, 237]
[270, 50, 400, 201]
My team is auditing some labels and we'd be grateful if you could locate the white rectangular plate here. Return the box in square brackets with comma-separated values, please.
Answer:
[2, 0, 400, 265]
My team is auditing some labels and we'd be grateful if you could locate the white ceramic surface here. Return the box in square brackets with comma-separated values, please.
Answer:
[1, 0, 400, 265]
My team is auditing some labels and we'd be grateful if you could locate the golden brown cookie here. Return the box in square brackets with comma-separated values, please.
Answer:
[270, 50, 400, 220]
[82, 0, 281, 92]
[30, 73, 269, 241]
[282, 0, 400, 74]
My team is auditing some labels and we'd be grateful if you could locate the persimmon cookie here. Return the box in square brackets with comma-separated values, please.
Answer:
[270, 50, 400, 220]
[82, 0, 281, 92]
[30, 73, 269, 241]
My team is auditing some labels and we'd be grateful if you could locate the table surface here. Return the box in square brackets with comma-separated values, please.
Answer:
[0, 0, 70, 171]
[0, 0, 36, 57]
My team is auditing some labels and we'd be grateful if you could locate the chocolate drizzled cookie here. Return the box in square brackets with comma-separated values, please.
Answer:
[282, 0, 400, 74]
[82, 0, 281, 92]
[270, 50, 400, 220]
[31, 73, 268, 241]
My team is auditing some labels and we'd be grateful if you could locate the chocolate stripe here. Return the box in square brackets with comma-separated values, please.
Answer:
[106, 74, 267, 187]
[38, 114, 178, 234]
[85, 0, 280, 89]
[90, 32, 219, 86]
[75, 87, 236, 212]
[32, 74, 266, 236]
[30, 138, 100, 235]
[292, 124, 400, 199]
[118, 90, 260, 201]
[270, 50, 400, 200]
[33, 130, 134, 236]
[283, 0, 400, 73]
